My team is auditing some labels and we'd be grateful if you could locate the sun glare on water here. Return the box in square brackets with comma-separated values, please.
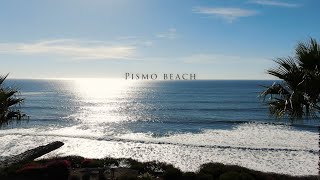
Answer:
[67, 78, 140, 123]
[72, 78, 134, 99]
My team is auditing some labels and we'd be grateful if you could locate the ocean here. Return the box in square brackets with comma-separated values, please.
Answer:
[0, 79, 318, 175]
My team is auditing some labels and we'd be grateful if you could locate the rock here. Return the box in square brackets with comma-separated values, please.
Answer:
[0, 141, 64, 168]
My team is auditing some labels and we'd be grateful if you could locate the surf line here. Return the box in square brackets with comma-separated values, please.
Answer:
[2, 132, 317, 154]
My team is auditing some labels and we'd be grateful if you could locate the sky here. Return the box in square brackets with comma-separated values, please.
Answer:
[0, 0, 319, 80]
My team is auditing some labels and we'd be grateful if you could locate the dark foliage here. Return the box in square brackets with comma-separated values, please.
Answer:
[0, 157, 316, 180]
[261, 38, 320, 119]
[0, 74, 25, 125]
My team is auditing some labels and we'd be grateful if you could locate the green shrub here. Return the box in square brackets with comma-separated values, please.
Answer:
[182, 172, 197, 180]
[163, 166, 182, 180]
[144, 161, 168, 174]
[239, 172, 255, 180]
[196, 172, 214, 180]
[139, 172, 154, 180]
[199, 163, 226, 178]
[219, 171, 240, 180]
[123, 158, 145, 172]
[103, 157, 119, 167]
[81, 159, 103, 168]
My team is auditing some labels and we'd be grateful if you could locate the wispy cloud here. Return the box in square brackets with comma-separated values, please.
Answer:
[0, 39, 137, 60]
[193, 7, 258, 22]
[115, 36, 153, 47]
[179, 53, 269, 65]
[156, 28, 178, 39]
[249, 0, 300, 8]
[182, 54, 242, 64]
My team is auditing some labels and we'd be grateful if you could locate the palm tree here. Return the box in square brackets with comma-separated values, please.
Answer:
[0, 74, 25, 124]
[261, 38, 320, 119]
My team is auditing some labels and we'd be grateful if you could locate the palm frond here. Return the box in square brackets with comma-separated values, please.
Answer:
[0, 74, 26, 123]
[261, 82, 290, 98]
[7, 97, 23, 107]
[262, 38, 320, 120]
[0, 74, 9, 86]
[295, 38, 320, 70]
[267, 57, 297, 78]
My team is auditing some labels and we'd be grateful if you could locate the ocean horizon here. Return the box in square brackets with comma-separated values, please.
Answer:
[0, 79, 318, 176]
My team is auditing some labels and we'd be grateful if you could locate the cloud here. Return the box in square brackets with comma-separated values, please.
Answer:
[156, 28, 178, 39]
[249, 0, 300, 8]
[115, 36, 137, 40]
[115, 36, 153, 47]
[180, 53, 269, 65]
[193, 7, 258, 22]
[138, 53, 268, 65]
[0, 39, 137, 60]
[182, 54, 242, 64]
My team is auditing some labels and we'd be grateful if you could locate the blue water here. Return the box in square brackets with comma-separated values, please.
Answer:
[3, 79, 317, 133]
[0, 79, 318, 175]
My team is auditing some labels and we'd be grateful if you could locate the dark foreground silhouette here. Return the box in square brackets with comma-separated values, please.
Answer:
[0, 155, 317, 180]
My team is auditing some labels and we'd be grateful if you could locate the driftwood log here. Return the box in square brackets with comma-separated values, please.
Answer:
[0, 141, 64, 168]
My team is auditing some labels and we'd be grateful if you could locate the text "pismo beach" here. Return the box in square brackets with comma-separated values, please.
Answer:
[125, 73, 196, 80]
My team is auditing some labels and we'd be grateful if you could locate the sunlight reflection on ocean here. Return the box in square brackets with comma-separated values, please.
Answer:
[71, 78, 139, 123]
[0, 79, 318, 175]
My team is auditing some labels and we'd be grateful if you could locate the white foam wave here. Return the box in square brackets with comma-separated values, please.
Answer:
[0, 123, 317, 176]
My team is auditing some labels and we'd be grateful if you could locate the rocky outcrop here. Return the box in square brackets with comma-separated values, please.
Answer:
[0, 141, 64, 168]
